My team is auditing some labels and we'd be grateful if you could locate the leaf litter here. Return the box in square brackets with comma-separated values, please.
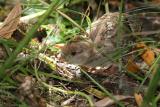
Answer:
[0, 1, 160, 107]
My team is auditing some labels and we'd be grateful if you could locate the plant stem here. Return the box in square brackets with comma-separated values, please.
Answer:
[81, 69, 125, 107]
[141, 65, 160, 107]
[34, 68, 94, 107]
[0, 1, 60, 78]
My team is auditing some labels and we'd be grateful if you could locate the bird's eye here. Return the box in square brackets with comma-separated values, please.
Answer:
[71, 51, 77, 56]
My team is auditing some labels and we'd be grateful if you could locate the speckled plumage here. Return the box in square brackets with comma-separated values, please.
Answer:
[61, 12, 121, 67]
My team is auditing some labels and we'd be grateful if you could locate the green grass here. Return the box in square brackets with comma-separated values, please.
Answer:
[0, 0, 160, 106]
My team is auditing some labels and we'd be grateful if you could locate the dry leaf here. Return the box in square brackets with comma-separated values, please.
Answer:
[0, 2, 21, 39]
[126, 57, 140, 73]
[135, 42, 155, 66]
[134, 93, 143, 107]
[135, 42, 147, 49]
[142, 49, 155, 66]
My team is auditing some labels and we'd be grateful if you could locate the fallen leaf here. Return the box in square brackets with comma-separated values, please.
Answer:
[134, 93, 143, 107]
[95, 95, 133, 107]
[142, 49, 155, 66]
[135, 42, 146, 49]
[0, 2, 21, 39]
[135, 42, 155, 66]
[126, 57, 140, 73]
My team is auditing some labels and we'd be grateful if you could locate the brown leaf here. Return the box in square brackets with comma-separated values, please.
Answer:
[134, 93, 143, 107]
[0, 2, 21, 39]
[126, 57, 140, 73]
[142, 49, 155, 66]
[135, 42, 147, 49]
[135, 42, 155, 66]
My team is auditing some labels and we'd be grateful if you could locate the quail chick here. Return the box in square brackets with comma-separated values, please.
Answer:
[61, 12, 122, 67]
[60, 7, 160, 68]
[87, 12, 120, 54]
[61, 36, 115, 67]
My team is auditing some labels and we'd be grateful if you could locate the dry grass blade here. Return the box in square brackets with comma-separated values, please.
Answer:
[0, 2, 21, 39]
[95, 95, 133, 107]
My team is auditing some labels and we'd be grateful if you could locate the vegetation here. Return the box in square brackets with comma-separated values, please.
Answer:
[0, 0, 160, 107]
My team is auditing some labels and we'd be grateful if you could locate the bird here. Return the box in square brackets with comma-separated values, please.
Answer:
[60, 10, 160, 67]
[60, 12, 121, 67]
